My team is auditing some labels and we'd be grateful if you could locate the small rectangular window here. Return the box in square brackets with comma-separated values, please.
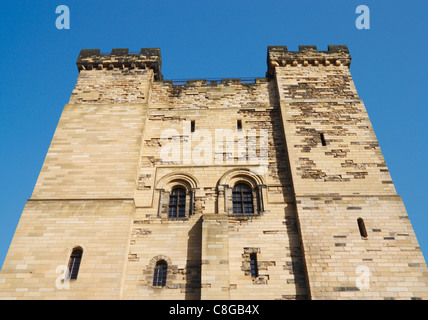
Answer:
[320, 133, 326, 146]
[191, 120, 195, 132]
[249, 253, 258, 278]
[237, 119, 242, 131]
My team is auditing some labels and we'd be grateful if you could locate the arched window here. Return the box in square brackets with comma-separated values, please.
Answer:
[153, 260, 168, 287]
[232, 183, 254, 215]
[168, 187, 187, 218]
[156, 173, 199, 220]
[217, 169, 266, 216]
[68, 247, 83, 280]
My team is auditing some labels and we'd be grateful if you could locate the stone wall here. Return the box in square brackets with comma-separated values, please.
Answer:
[275, 65, 395, 195]
[0, 200, 133, 300]
[126, 78, 309, 300]
[296, 195, 428, 299]
[69, 69, 152, 104]
[1, 46, 427, 300]
[32, 101, 148, 200]
[270, 45, 428, 299]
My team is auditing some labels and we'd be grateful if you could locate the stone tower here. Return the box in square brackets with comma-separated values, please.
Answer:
[1, 45, 427, 300]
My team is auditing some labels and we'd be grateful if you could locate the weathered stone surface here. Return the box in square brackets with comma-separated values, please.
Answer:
[0, 46, 427, 300]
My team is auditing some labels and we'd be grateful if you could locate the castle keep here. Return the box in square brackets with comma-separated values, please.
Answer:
[1, 45, 427, 299]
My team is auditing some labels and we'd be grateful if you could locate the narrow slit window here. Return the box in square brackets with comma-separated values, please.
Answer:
[357, 218, 368, 238]
[320, 133, 327, 146]
[190, 120, 195, 132]
[249, 253, 258, 278]
[68, 247, 83, 280]
[237, 119, 242, 131]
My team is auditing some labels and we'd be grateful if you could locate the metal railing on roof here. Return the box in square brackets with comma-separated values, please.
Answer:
[161, 77, 265, 86]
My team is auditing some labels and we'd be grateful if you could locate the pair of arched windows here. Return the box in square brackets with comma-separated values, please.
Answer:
[167, 183, 255, 217]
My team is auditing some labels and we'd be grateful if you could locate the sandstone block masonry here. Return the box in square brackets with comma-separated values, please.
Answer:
[0, 45, 427, 300]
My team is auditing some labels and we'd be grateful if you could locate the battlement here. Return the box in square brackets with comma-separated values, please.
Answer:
[76, 45, 351, 82]
[3, 42, 428, 301]
[267, 45, 351, 79]
[76, 48, 163, 80]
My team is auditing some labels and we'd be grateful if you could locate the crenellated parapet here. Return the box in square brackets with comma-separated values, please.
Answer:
[2, 43, 428, 301]
[267, 45, 351, 79]
[76, 48, 163, 80]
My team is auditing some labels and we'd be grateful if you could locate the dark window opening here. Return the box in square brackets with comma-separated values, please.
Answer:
[237, 120, 242, 131]
[191, 120, 195, 132]
[250, 253, 258, 278]
[320, 133, 327, 146]
[153, 260, 168, 287]
[357, 218, 368, 238]
[232, 183, 254, 215]
[168, 187, 186, 218]
[68, 248, 83, 280]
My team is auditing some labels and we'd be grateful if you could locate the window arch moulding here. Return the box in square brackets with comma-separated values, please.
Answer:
[216, 168, 267, 217]
[155, 172, 200, 220]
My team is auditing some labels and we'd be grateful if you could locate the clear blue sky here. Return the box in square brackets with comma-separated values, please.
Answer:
[0, 0, 427, 268]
